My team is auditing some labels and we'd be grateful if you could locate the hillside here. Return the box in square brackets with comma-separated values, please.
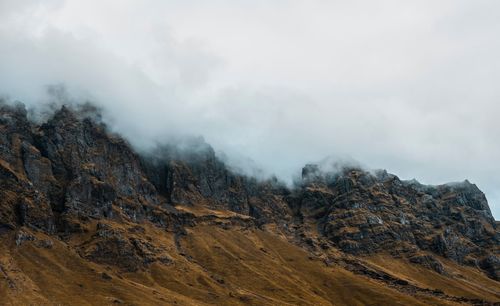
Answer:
[0, 101, 498, 305]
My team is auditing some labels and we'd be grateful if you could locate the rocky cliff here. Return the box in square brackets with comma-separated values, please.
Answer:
[0, 101, 498, 305]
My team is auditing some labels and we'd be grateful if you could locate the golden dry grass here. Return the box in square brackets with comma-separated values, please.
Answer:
[0, 223, 498, 305]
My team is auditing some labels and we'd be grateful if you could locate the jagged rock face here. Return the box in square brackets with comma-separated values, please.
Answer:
[289, 167, 498, 277]
[0, 103, 55, 233]
[0, 103, 167, 235]
[140, 142, 291, 221]
[0, 102, 290, 232]
[37, 106, 160, 219]
[80, 222, 173, 272]
[0, 101, 498, 282]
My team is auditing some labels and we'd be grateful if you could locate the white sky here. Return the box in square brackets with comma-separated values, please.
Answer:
[0, 0, 499, 218]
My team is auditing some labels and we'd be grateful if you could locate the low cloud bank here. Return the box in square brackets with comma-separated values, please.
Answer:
[0, 1, 499, 218]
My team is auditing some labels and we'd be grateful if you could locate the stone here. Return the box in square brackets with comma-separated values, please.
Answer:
[0, 102, 498, 282]
[15, 230, 35, 246]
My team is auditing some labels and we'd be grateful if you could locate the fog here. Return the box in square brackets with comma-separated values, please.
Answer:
[0, 0, 499, 218]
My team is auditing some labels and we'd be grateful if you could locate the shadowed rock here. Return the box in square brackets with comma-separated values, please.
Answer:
[0, 101, 498, 281]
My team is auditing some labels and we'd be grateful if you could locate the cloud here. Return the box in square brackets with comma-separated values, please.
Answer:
[0, 0, 499, 218]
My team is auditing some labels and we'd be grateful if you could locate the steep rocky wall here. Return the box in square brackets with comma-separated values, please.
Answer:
[0, 101, 498, 280]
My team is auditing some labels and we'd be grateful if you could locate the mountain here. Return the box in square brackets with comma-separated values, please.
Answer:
[0, 101, 498, 305]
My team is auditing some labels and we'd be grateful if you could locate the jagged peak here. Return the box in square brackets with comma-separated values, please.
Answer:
[46, 103, 104, 126]
[0, 99, 28, 115]
[50, 105, 77, 123]
[443, 179, 477, 189]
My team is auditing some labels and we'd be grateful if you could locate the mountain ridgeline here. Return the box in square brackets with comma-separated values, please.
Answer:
[0, 101, 498, 305]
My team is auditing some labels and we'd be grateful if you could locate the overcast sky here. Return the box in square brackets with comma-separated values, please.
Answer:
[0, 0, 499, 218]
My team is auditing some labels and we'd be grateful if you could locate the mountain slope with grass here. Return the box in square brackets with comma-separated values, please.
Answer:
[0, 101, 498, 305]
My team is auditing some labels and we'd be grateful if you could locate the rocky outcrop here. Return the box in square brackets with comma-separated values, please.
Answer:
[37, 106, 160, 219]
[80, 222, 173, 271]
[0, 100, 498, 281]
[409, 254, 445, 274]
[287, 166, 498, 278]
[140, 141, 292, 225]
[0, 102, 56, 233]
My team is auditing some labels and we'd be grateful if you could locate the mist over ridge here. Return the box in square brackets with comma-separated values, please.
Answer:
[1, 1, 499, 218]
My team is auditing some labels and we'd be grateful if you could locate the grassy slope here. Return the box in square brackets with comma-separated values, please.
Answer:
[0, 223, 498, 305]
